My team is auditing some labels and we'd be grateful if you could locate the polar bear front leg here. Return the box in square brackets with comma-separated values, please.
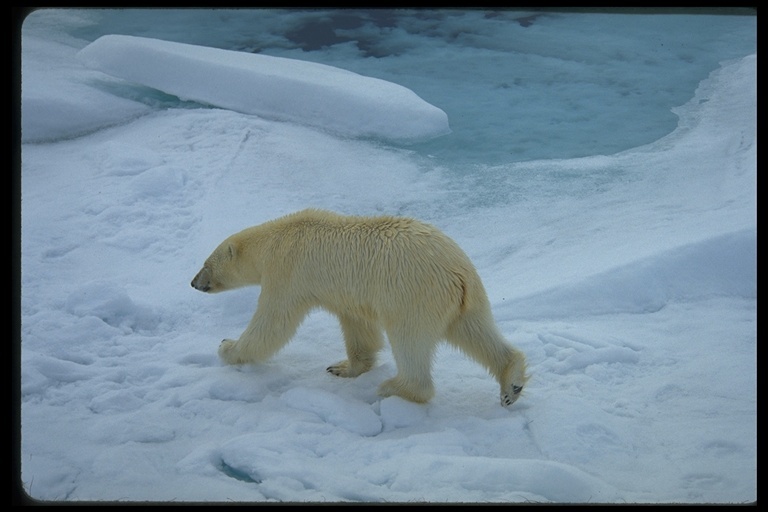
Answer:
[218, 295, 309, 366]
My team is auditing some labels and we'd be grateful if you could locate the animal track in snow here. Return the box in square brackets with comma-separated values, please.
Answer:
[539, 331, 640, 374]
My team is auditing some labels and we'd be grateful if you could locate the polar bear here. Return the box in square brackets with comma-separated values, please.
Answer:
[191, 209, 528, 406]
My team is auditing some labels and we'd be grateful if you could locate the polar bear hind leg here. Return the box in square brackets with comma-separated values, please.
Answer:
[446, 309, 528, 407]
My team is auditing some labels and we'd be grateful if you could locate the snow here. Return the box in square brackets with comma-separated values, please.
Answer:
[18, 9, 755, 504]
[76, 34, 450, 143]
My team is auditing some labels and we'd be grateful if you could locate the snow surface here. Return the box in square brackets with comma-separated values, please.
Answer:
[19, 9, 755, 504]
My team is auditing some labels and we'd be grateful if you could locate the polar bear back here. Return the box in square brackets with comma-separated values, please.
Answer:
[244, 209, 488, 324]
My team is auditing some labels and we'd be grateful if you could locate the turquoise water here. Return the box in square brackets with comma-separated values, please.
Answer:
[63, 9, 756, 168]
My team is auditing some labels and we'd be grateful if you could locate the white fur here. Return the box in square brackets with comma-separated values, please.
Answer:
[192, 209, 528, 406]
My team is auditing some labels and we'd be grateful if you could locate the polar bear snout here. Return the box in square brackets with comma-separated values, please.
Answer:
[191, 267, 212, 292]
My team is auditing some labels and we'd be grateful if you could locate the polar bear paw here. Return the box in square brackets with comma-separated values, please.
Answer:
[218, 339, 244, 365]
[327, 360, 354, 377]
[501, 383, 524, 407]
[377, 376, 434, 404]
[326, 359, 370, 378]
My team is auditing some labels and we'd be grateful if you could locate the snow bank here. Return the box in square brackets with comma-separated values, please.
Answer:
[76, 35, 450, 143]
[21, 35, 151, 143]
[504, 228, 757, 318]
[279, 387, 382, 436]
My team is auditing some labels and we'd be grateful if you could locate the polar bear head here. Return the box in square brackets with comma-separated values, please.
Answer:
[191, 237, 252, 294]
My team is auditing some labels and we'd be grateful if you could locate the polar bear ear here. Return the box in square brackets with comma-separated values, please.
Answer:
[227, 243, 236, 259]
